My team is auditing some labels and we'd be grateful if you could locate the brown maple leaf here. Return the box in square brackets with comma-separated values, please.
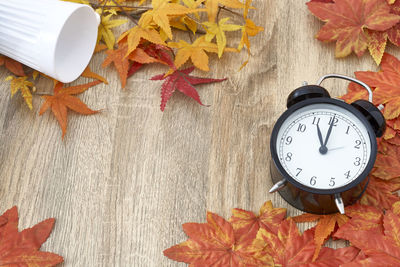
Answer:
[39, 81, 101, 139]
[0, 206, 63, 266]
[164, 211, 272, 266]
[292, 212, 348, 261]
[0, 55, 25, 76]
[230, 200, 286, 242]
[254, 218, 359, 266]
[307, 0, 400, 59]
[335, 202, 400, 265]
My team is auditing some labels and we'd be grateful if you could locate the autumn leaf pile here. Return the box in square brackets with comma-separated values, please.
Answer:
[1, 0, 263, 139]
[308, 0, 400, 65]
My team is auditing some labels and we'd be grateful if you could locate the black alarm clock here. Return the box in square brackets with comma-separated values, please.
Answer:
[269, 74, 385, 214]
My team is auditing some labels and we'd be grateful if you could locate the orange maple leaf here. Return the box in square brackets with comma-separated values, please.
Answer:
[39, 81, 101, 139]
[164, 211, 272, 266]
[361, 176, 400, 209]
[254, 218, 359, 266]
[81, 66, 109, 84]
[334, 202, 400, 265]
[292, 212, 348, 261]
[0, 55, 25, 76]
[307, 0, 400, 58]
[341, 53, 400, 119]
[230, 200, 286, 241]
[0, 206, 63, 266]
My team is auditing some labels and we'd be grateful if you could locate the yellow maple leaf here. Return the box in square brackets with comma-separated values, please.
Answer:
[182, 0, 205, 18]
[203, 17, 242, 57]
[168, 36, 237, 71]
[170, 16, 197, 34]
[96, 11, 127, 49]
[205, 0, 246, 22]
[238, 18, 264, 51]
[5, 76, 34, 110]
[139, 0, 203, 40]
[118, 25, 166, 56]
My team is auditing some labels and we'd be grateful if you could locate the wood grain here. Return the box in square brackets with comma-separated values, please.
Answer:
[0, 0, 396, 266]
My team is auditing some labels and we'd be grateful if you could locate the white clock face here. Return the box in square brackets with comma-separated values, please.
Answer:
[276, 103, 372, 190]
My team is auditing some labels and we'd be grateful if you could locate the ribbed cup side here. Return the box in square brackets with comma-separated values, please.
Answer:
[0, 0, 48, 69]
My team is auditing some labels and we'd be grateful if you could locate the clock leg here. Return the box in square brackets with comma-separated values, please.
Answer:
[269, 179, 287, 193]
[334, 193, 345, 214]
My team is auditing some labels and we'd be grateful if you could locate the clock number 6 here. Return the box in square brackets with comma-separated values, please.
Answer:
[310, 176, 317, 186]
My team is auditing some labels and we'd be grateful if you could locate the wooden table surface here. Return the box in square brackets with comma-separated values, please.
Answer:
[0, 0, 395, 266]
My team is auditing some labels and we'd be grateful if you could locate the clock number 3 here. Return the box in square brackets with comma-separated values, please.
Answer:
[354, 157, 361, 166]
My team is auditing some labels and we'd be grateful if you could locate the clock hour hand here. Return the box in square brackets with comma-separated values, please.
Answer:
[316, 123, 327, 154]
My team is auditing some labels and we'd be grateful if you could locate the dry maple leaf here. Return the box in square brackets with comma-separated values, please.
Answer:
[254, 218, 359, 266]
[140, 0, 202, 40]
[168, 36, 237, 71]
[307, 0, 400, 59]
[292, 212, 348, 261]
[0, 55, 25, 76]
[97, 11, 127, 49]
[81, 66, 109, 84]
[230, 200, 286, 242]
[118, 24, 166, 57]
[164, 211, 272, 266]
[203, 18, 243, 58]
[341, 53, 400, 119]
[335, 202, 400, 265]
[0, 206, 63, 266]
[5, 75, 34, 110]
[39, 81, 101, 139]
[360, 176, 400, 209]
[150, 66, 226, 111]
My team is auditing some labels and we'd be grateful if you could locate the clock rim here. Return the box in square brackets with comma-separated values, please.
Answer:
[270, 97, 378, 195]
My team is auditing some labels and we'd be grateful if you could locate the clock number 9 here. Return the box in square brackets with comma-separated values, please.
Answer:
[285, 136, 292, 145]
[310, 176, 317, 186]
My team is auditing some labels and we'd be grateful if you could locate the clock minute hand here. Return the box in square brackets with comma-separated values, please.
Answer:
[323, 115, 336, 148]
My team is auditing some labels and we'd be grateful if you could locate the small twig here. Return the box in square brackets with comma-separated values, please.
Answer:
[111, 0, 138, 25]
[217, 6, 222, 20]
[220, 6, 243, 18]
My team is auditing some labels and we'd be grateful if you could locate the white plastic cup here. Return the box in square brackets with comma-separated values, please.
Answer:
[0, 0, 100, 82]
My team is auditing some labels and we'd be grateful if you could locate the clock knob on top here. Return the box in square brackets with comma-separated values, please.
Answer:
[351, 100, 386, 138]
[287, 85, 330, 108]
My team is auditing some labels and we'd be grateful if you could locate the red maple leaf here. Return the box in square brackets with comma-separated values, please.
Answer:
[230, 200, 286, 242]
[335, 202, 400, 266]
[254, 218, 359, 266]
[307, 0, 400, 59]
[0, 206, 63, 266]
[150, 66, 227, 111]
[163, 211, 272, 266]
